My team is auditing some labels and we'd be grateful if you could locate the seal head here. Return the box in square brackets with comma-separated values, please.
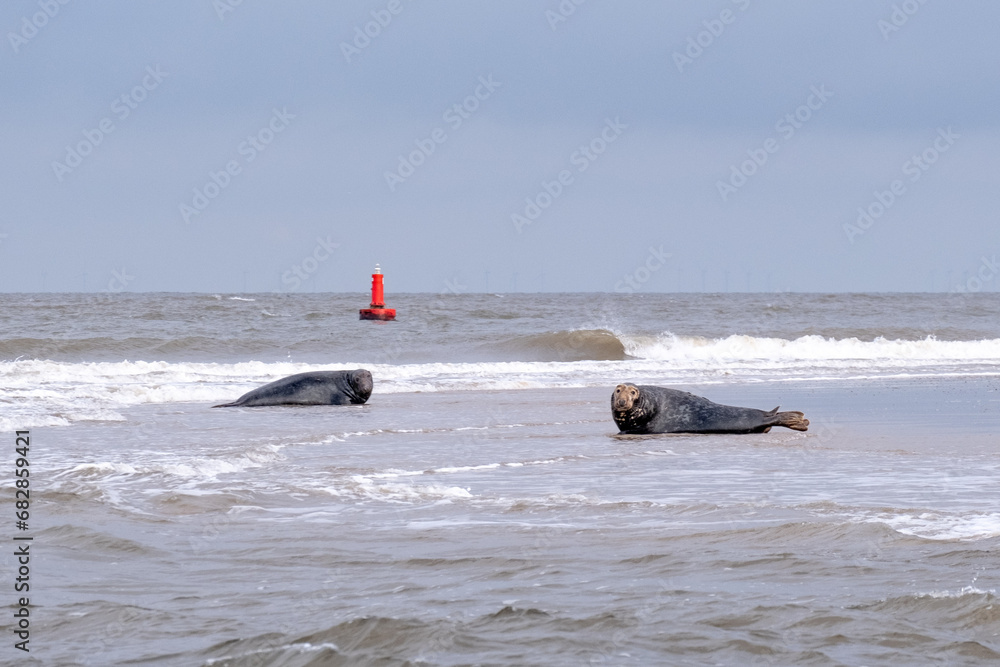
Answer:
[345, 368, 373, 403]
[612, 383, 653, 432]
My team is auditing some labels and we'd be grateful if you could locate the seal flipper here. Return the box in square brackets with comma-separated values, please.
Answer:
[772, 410, 809, 431]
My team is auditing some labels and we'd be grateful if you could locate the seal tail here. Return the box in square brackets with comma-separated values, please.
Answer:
[770, 407, 809, 431]
[211, 401, 240, 408]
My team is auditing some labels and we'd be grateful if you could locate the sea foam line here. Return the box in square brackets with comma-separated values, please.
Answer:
[621, 333, 1000, 363]
[865, 511, 1000, 541]
[3, 333, 1000, 429]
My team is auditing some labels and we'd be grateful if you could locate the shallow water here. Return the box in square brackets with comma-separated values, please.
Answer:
[3, 293, 1000, 664]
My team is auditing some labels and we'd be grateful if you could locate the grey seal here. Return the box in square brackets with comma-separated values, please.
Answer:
[611, 383, 809, 434]
[213, 369, 373, 408]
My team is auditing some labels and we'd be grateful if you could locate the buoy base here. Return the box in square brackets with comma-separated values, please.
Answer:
[360, 308, 396, 321]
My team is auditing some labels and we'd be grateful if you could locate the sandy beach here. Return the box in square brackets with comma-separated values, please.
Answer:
[20, 373, 1000, 665]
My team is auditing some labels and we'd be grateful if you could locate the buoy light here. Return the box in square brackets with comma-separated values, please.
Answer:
[359, 264, 396, 321]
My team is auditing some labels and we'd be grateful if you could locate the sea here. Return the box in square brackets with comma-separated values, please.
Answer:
[2, 292, 999, 666]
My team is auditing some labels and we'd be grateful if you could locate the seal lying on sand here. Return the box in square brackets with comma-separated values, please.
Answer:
[611, 383, 808, 434]
[213, 369, 373, 407]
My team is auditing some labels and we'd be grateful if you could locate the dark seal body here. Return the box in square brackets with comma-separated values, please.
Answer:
[213, 369, 373, 408]
[611, 383, 808, 434]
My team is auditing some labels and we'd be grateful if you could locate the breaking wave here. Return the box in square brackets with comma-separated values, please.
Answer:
[621, 332, 1000, 366]
[487, 329, 628, 361]
[3, 332, 999, 429]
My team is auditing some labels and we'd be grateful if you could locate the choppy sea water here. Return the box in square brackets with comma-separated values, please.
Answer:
[2, 292, 1000, 665]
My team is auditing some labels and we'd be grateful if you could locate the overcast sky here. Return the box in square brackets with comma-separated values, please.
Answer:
[1, 1, 998, 293]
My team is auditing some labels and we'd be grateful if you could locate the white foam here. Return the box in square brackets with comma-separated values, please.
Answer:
[204, 642, 340, 666]
[868, 511, 1000, 541]
[432, 463, 502, 474]
[63, 462, 140, 476]
[368, 458, 569, 481]
[4, 333, 1000, 428]
[52, 444, 285, 482]
[920, 586, 996, 599]
[622, 332, 1000, 365]
[370, 468, 427, 479]
[337, 475, 474, 502]
[0, 413, 71, 430]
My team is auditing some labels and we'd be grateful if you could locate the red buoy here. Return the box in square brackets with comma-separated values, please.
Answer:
[359, 264, 396, 321]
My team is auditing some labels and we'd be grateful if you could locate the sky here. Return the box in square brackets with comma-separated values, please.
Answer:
[1, 0, 998, 294]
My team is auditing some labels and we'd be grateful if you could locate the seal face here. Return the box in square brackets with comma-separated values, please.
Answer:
[213, 369, 373, 408]
[612, 383, 808, 434]
[612, 383, 640, 412]
[612, 383, 650, 432]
